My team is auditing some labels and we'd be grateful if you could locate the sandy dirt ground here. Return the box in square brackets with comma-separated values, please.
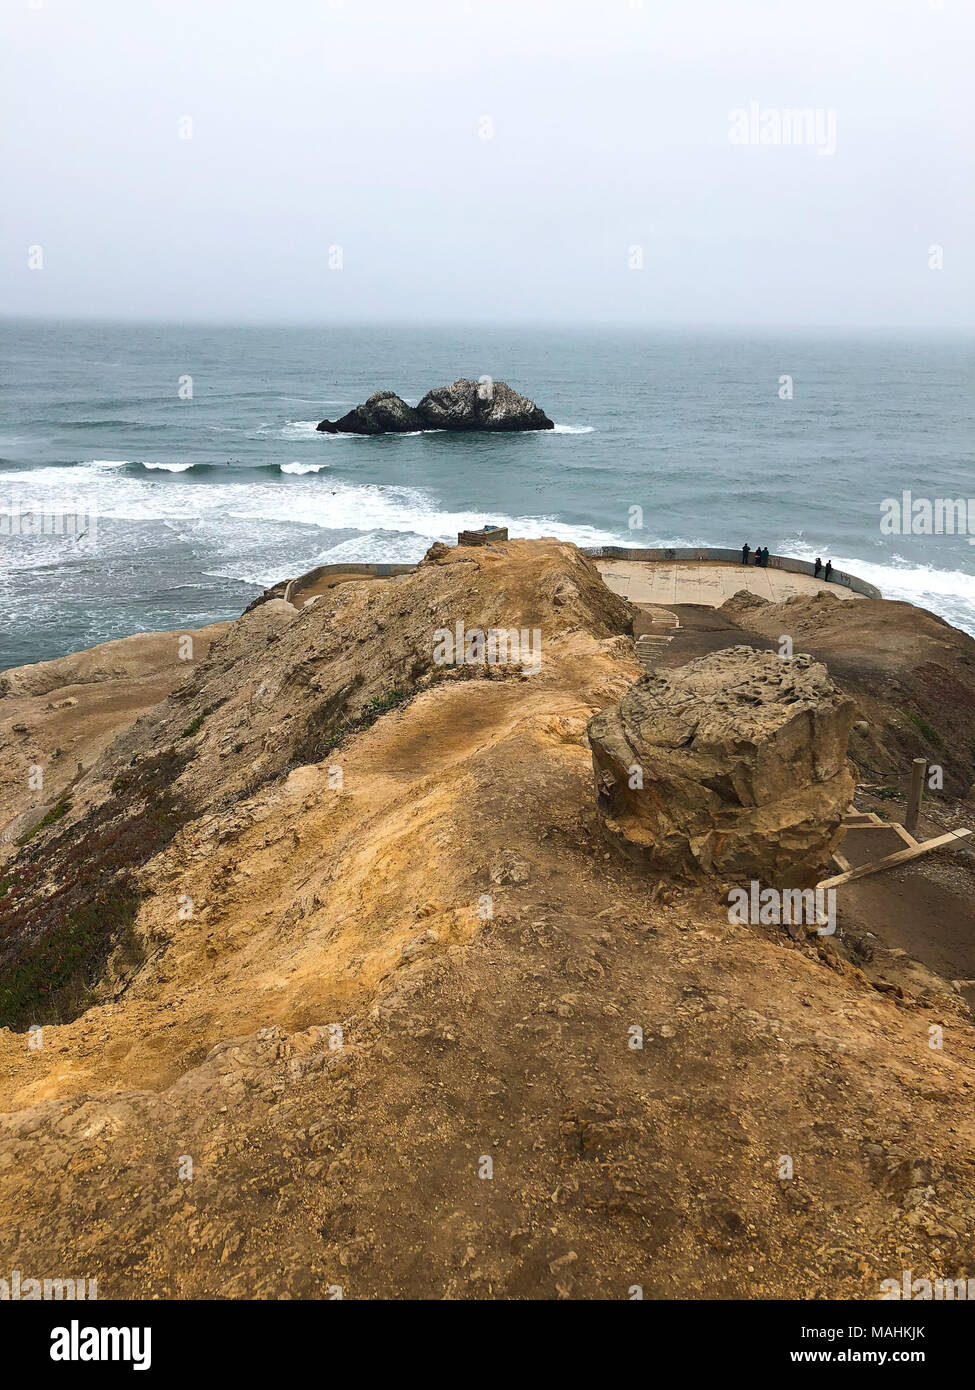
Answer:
[596, 558, 863, 607]
[0, 542, 972, 1299]
[0, 624, 230, 844]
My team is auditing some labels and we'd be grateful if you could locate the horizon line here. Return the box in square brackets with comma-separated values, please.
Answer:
[2, 313, 973, 337]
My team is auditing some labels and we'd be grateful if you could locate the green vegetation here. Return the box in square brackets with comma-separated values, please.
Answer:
[0, 878, 141, 1026]
[0, 747, 190, 1029]
[118, 919, 148, 968]
[15, 797, 71, 846]
[319, 688, 407, 755]
[905, 709, 942, 748]
[180, 711, 207, 739]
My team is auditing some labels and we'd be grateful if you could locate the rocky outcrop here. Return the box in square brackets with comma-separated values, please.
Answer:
[316, 390, 423, 434]
[415, 378, 553, 431]
[721, 588, 770, 617]
[421, 541, 450, 564]
[587, 646, 855, 886]
[316, 379, 554, 434]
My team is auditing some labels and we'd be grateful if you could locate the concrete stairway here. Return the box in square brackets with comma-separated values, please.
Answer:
[634, 605, 681, 672]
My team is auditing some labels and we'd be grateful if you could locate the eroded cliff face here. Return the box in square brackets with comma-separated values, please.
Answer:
[0, 541, 972, 1300]
[720, 589, 975, 797]
[0, 624, 231, 843]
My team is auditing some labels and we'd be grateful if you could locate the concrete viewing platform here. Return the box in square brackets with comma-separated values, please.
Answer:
[584, 546, 880, 610]
[594, 558, 864, 608]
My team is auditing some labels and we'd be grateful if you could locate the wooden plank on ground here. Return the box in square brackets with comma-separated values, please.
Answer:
[844, 821, 901, 831]
[818, 829, 973, 890]
[841, 821, 918, 843]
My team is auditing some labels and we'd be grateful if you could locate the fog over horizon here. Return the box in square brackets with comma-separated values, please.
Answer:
[1, 0, 973, 329]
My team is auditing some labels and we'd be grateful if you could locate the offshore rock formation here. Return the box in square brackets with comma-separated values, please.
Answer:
[414, 378, 554, 431]
[316, 390, 422, 435]
[317, 379, 554, 434]
[588, 647, 855, 886]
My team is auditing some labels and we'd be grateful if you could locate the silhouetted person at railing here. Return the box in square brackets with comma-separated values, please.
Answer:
[813, 557, 822, 578]
[742, 542, 750, 565]
[761, 547, 770, 567]
[753, 547, 762, 565]
[824, 560, 833, 582]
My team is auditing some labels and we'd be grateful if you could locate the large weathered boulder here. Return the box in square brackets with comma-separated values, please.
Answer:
[415, 378, 554, 431]
[587, 646, 855, 886]
[316, 391, 423, 434]
[317, 380, 554, 434]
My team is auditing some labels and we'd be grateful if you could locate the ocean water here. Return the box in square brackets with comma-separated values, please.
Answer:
[1, 319, 973, 667]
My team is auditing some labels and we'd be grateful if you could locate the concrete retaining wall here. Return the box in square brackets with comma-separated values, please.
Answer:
[283, 561, 416, 602]
[582, 546, 882, 600]
[290, 562, 417, 587]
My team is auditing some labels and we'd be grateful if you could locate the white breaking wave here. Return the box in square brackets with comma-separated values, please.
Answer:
[201, 561, 293, 585]
[72, 459, 195, 472]
[226, 485, 618, 551]
[552, 424, 595, 434]
[279, 461, 329, 474]
[0, 468, 617, 551]
[277, 420, 324, 440]
[307, 532, 440, 567]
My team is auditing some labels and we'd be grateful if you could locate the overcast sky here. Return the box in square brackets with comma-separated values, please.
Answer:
[1, 0, 972, 326]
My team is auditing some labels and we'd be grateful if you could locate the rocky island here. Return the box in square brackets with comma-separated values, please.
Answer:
[316, 377, 555, 434]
